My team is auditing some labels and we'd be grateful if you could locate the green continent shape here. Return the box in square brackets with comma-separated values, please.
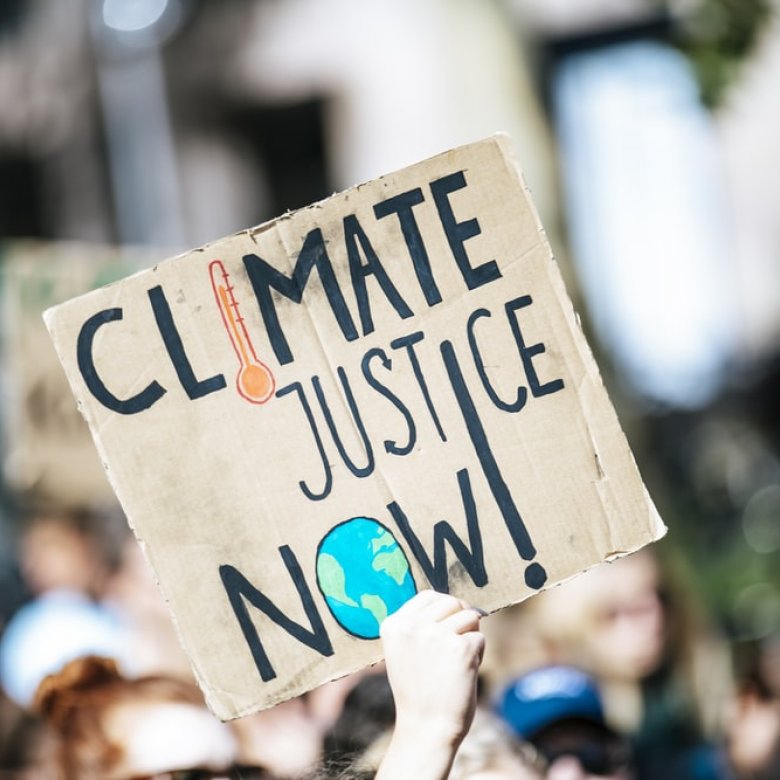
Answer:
[360, 593, 388, 626]
[317, 553, 358, 607]
[371, 529, 397, 555]
[372, 546, 409, 586]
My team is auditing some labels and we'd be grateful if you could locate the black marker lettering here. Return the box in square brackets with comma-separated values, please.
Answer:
[467, 307, 527, 413]
[344, 214, 413, 335]
[276, 382, 333, 501]
[505, 296, 565, 398]
[361, 348, 416, 456]
[388, 467, 487, 593]
[219, 546, 334, 683]
[390, 331, 447, 442]
[243, 229, 358, 365]
[373, 188, 442, 306]
[430, 171, 501, 290]
[77, 308, 166, 414]
[148, 286, 226, 400]
[441, 339, 547, 590]
[312, 367, 374, 478]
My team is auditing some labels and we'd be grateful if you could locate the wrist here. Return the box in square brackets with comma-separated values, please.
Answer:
[376, 718, 462, 780]
[393, 711, 467, 751]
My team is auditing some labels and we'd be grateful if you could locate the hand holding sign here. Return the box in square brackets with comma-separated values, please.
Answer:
[381, 591, 484, 743]
[376, 590, 486, 780]
[44, 135, 665, 719]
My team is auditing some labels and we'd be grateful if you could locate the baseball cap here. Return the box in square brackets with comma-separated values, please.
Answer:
[495, 665, 606, 739]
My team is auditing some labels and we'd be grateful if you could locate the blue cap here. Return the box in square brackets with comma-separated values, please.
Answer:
[495, 665, 605, 739]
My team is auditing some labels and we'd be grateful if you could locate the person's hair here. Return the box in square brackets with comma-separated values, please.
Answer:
[325, 708, 541, 780]
[23, 505, 128, 574]
[448, 708, 542, 780]
[33, 655, 204, 780]
[0, 686, 46, 769]
[322, 671, 395, 768]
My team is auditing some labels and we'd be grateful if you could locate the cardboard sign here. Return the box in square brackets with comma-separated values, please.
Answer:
[0, 242, 158, 507]
[45, 135, 665, 719]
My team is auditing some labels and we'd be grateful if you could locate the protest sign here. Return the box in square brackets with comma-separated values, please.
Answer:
[45, 135, 665, 719]
[0, 242, 157, 507]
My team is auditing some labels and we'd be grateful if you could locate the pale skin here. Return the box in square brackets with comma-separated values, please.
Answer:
[375, 590, 486, 780]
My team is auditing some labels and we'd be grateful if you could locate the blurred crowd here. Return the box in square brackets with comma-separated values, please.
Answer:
[0, 505, 777, 779]
[0, 0, 779, 778]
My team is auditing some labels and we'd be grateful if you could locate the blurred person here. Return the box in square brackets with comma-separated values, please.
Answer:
[485, 548, 731, 779]
[447, 708, 544, 780]
[0, 686, 48, 775]
[496, 664, 634, 780]
[15, 509, 115, 599]
[103, 535, 194, 681]
[322, 671, 396, 770]
[307, 669, 378, 737]
[33, 654, 268, 780]
[13, 527, 320, 778]
[724, 637, 780, 780]
[0, 508, 130, 706]
[356, 708, 542, 780]
[30, 591, 489, 780]
[231, 697, 322, 778]
[24, 588, 544, 780]
[110, 539, 322, 777]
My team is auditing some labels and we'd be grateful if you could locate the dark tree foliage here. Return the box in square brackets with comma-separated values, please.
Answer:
[674, 0, 772, 106]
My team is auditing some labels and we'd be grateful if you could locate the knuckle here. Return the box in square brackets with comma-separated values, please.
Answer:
[437, 593, 461, 610]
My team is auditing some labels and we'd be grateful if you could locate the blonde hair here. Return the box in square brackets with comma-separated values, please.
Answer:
[352, 709, 540, 780]
[449, 709, 541, 780]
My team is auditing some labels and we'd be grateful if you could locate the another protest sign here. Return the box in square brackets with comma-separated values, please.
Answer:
[0, 242, 157, 507]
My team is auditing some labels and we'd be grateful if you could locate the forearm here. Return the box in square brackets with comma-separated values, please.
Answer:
[375, 717, 462, 780]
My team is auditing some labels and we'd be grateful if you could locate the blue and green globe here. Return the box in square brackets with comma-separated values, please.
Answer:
[316, 517, 417, 639]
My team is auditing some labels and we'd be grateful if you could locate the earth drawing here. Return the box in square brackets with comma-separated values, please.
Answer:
[316, 517, 417, 639]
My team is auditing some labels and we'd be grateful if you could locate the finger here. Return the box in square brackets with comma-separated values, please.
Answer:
[418, 592, 465, 622]
[387, 590, 438, 624]
[457, 599, 487, 617]
[381, 590, 441, 636]
[401, 589, 440, 614]
[440, 608, 483, 635]
[465, 631, 486, 665]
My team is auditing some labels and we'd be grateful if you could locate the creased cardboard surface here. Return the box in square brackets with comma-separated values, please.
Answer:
[44, 135, 665, 719]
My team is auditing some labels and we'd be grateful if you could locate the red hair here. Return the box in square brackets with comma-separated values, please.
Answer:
[34, 656, 204, 780]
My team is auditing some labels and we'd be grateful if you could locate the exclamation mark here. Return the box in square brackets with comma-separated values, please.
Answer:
[440, 339, 547, 590]
[209, 259, 275, 404]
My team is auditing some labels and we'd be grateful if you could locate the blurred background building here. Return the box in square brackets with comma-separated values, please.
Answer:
[0, 0, 778, 676]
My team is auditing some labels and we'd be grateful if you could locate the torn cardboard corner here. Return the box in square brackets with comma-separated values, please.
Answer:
[44, 133, 665, 720]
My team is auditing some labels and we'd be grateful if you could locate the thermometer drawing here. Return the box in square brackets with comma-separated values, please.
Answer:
[209, 259, 275, 404]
